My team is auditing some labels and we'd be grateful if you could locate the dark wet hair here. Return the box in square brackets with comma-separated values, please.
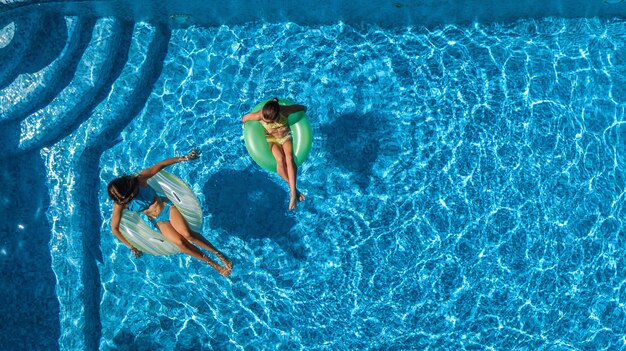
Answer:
[262, 97, 280, 122]
[107, 175, 139, 205]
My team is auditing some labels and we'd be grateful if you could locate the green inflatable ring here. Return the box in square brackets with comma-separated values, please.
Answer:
[118, 171, 202, 256]
[243, 98, 312, 172]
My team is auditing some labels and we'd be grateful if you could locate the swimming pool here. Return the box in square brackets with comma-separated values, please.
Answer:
[1, 2, 626, 350]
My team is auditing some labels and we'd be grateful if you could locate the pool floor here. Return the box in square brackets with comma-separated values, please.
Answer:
[1, 11, 625, 351]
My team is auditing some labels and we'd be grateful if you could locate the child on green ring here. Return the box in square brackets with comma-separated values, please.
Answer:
[241, 98, 307, 210]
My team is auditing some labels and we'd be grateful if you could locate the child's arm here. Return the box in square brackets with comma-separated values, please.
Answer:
[281, 104, 307, 115]
[110, 203, 141, 256]
[136, 149, 200, 184]
[242, 111, 262, 123]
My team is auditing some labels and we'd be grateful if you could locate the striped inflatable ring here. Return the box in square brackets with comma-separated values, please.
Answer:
[118, 171, 202, 256]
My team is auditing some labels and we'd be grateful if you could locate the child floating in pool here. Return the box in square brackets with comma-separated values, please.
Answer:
[107, 149, 232, 276]
[241, 98, 307, 210]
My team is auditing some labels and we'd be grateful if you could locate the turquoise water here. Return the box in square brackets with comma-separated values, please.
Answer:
[1, 11, 626, 351]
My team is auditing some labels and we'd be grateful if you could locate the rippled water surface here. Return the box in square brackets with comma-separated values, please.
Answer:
[21, 16, 626, 350]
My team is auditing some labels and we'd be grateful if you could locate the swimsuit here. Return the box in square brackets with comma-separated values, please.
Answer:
[260, 114, 291, 145]
[151, 202, 171, 226]
[127, 185, 172, 226]
[127, 186, 156, 212]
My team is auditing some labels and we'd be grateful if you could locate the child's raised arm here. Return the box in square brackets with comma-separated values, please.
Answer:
[136, 149, 200, 184]
[281, 104, 307, 115]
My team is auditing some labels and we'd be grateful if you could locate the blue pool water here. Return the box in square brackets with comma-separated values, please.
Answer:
[1, 7, 626, 351]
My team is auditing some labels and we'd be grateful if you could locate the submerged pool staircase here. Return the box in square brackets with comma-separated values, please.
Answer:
[3, 1, 626, 350]
[0, 10, 171, 350]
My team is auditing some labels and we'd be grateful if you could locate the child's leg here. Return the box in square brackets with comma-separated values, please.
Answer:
[158, 221, 230, 276]
[281, 140, 299, 210]
[271, 142, 304, 208]
[270, 143, 288, 182]
[167, 206, 232, 273]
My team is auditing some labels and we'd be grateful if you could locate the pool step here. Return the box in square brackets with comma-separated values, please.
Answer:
[0, 16, 94, 124]
[16, 18, 134, 155]
[0, 11, 46, 89]
[43, 22, 171, 351]
[74, 22, 172, 153]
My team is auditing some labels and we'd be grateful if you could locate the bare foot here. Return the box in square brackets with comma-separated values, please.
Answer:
[217, 265, 232, 277]
[297, 191, 306, 202]
[203, 254, 232, 276]
[289, 194, 297, 210]
[218, 253, 233, 271]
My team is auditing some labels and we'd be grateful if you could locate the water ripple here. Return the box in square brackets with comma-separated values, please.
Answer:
[32, 17, 626, 350]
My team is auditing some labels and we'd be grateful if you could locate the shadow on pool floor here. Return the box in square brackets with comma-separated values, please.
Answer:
[202, 168, 307, 260]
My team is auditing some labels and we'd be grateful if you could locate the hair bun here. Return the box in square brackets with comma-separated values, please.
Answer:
[272, 97, 279, 102]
